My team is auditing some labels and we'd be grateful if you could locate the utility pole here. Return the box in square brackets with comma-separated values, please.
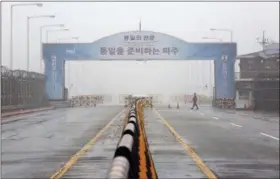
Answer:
[257, 30, 269, 50]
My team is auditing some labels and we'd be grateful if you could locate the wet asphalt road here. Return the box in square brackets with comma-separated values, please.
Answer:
[144, 109, 206, 178]
[1, 104, 279, 178]
[62, 110, 125, 178]
[154, 104, 279, 178]
[1, 106, 124, 179]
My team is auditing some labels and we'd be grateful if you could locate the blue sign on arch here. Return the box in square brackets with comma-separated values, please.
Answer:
[43, 30, 237, 100]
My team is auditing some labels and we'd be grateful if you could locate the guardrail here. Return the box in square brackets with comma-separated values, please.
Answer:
[108, 99, 158, 179]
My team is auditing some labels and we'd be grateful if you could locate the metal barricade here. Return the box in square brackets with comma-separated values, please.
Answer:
[69, 95, 104, 107]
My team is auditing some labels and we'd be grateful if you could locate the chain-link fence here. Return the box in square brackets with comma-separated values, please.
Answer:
[1, 66, 48, 111]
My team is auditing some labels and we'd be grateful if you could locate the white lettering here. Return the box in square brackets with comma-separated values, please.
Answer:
[99, 46, 179, 56]
[51, 55, 57, 93]
[123, 34, 156, 42]
[66, 48, 76, 54]
[223, 63, 228, 79]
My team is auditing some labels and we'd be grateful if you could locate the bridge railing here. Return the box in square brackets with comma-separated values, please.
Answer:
[1, 66, 48, 112]
[108, 99, 158, 179]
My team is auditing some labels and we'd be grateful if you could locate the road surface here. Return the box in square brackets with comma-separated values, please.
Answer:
[1, 106, 124, 178]
[1, 104, 279, 178]
[154, 104, 279, 178]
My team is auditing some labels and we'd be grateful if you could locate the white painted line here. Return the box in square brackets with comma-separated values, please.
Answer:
[230, 123, 242, 128]
[199, 112, 204, 116]
[211, 117, 219, 120]
[260, 133, 279, 141]
[157, 110, 179, 112]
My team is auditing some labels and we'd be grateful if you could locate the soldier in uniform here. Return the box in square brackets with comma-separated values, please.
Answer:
[191, 93, 199, 110]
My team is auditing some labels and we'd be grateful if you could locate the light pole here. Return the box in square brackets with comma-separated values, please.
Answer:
[10, 3, 43, 70]
[46, 28, 69, 43]
[40, 24, 65, 73]
[202, 37, 222, 42]
[27, 15, 55, 71]
[210, 28, 233, 42]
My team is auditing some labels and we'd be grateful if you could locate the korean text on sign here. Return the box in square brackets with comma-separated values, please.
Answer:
[124, 34, 155, 41]
[100, 47, 179, 56]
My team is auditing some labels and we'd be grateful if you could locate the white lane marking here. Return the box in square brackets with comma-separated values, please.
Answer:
[157, 110, 179, 112]
[199, 112, 204, 116]
[211, 117, 219, 120]
[260, 133, 279, 141]
[230, 123, 242, 128]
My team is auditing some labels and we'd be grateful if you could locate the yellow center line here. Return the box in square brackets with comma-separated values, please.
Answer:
[50, 109, 126, 179]
[153, 109, 217, 179]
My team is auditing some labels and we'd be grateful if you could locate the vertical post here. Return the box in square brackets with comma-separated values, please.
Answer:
[27, 17, 30, 71]
[63, 60, 66, 100]
[139, 19, 142, 31]
[209, 60, 212, 96]
[214, 59, 217, 104]
[230, 31, 233, 42]
[197, 61, 200, 93]
[40, 27, 43, 73]
[46, 31, 49, 43]
[9, 75, 12, 105]
[262, 31, 265, 50]
[10, 6, 14, 69]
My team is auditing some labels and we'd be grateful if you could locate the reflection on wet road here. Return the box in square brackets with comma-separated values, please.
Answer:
[1, 106, 124, 178]
[154, 104, 279, 178]
[1, 105, 279, 178]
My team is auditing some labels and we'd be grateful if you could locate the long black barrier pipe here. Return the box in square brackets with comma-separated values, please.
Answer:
[108, 100, 158, 179]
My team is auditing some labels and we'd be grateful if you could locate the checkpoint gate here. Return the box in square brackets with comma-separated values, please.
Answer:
[43, 30, 236, 101]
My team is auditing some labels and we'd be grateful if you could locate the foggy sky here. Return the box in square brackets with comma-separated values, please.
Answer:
[1, 2, 279, 99]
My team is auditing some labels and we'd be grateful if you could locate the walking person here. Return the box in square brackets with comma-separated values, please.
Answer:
[191, 93, 199, 110]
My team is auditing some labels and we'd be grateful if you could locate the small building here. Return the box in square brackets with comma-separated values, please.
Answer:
[235, 43, 279, 111]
